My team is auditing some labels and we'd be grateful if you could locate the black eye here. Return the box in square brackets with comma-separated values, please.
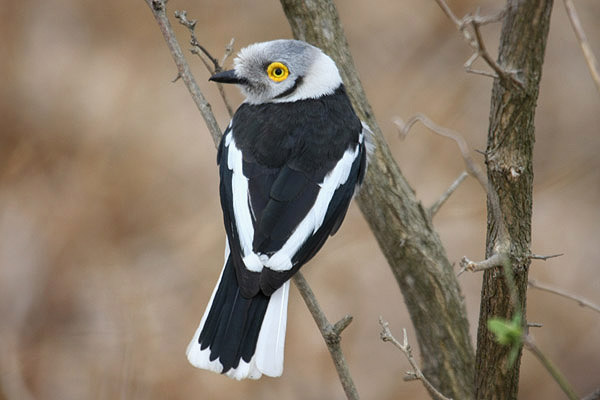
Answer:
[274, 68, 283, 76]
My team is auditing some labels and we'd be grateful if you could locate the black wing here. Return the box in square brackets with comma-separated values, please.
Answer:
[219, 129, 366, 297]
[258, 143, 366, 295]
[217, 86, 366, 297]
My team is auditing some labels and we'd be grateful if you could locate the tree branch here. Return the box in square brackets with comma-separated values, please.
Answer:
[144, 0, 222, 146]
[428, 171, 468, 217]
[395, 113, 510, 252]
[292, 273, 359, 400]
[522, 335, 579, 400]
[458, 252, 508, 276]
[562, 0, 600, 95]
[528, 279, 600, 315]
[395, 114, 487, 189]
[144, 2, 359, 396]
[469, 17, 525, 90]
[173, 10, 235, 117]
[474, 1, 554, 398]
[378, 318, 452, 400]
[280, 1, 475, 398]
[529, 252, 563, 261]
[433, 0, 524, 90]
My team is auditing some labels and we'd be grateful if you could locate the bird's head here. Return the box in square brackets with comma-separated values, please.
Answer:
[209, 39, 342, 105]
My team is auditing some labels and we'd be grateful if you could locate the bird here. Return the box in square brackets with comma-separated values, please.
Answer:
[186, 39, 370, 380]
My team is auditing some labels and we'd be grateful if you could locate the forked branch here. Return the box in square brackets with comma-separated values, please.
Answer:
[174, 10, 235, 117]
[145, 0, 222, 145]
[379, 317, 452, 400]
[433, 0, 524, 90]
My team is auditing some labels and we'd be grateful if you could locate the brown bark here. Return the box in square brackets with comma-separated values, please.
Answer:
[280, 1, 475, 399]
[475, 1, 553, 399]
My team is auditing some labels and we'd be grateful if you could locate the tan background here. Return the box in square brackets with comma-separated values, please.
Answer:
[1, 0, 599, 399]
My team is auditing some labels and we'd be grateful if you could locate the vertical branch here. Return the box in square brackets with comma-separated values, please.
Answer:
[475, 1, 554, 399]
[280, 1, 475, 399]
[563, 0, 600, 95]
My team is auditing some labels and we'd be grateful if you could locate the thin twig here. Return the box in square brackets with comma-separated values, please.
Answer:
[563, 0, 600, 95]
[378, 317, 452, 400]
[220, 38, 235, 67]
[526, 322, 543, 328]
[293, 273, 359, 400]
[459, 252, 520, 308]
[144, 0, 222, 145]
[428, 171, 469, 217]
[523, 335, 579, 400]
[529, 253, 563, 261]
[174, 10, 235, 117]
[469, 19, 524, 90]
[457, 252, 508, 276]
[394, 114, 509, 245]
[433, 0, 524, 90]
[217, 38, 236, 117]
[145, 3, 359, 395]
[174, 10, 219, 71]
[528, 279, 600, 315]
[395, 114, 487, 189]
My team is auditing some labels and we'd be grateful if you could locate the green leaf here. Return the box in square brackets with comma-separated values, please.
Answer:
[487, 313, 523, 367]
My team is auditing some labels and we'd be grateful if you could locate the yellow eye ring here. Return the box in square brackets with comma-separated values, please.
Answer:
[267, 62, 289, 82]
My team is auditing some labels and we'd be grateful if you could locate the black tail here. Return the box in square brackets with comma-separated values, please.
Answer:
[198, 257, 269, 373]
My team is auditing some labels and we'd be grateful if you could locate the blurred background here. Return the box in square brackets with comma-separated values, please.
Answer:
[1, 0, 599, 399]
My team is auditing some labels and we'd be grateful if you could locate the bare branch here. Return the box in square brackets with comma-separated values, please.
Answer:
[378, 317, 452, 400]
[528, 279, 600, 315]
[433, 0, 524, 90]
[395, 114, 487, 189]
[144, 0, 222, 146]
[563, 0, 600, 95]
[529, 253, 563, 261]
[333, 314, 354, 335]
[293, 273, 359, 400]
[220, 38, 235, 68]
[395, 113, 509, 245]
[433, 0, 462, 27]
[523, 335, 579, 400]
[428, 171, 469, 217]
[174, 10, 219, 71]
[469, 19, 524, 90]
[526, 322, 543, 328]
[174, 10, 235, 117]
[458, 252, 508, 276]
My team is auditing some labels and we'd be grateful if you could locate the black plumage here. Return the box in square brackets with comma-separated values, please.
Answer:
[226, 85, 363, 295]
[199, 257, 269, 372]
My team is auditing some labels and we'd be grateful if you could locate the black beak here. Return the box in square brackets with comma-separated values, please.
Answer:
[209, 69, 244, 84]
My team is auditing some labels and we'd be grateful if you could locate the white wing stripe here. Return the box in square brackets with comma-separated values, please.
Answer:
[265, 144, 360, 271]
[226, 132, 263, 272]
